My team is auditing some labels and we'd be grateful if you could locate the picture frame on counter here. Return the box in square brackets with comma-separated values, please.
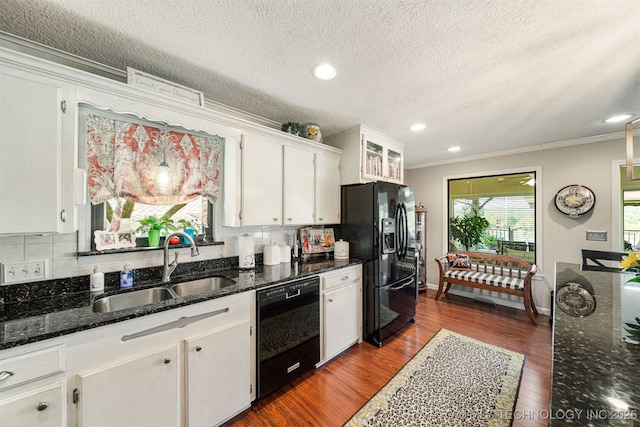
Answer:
[94, 230, 137, 251]
[301, 227, 335, 254]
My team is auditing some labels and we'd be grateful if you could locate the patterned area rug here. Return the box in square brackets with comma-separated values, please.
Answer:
[344, 329, 525, 427]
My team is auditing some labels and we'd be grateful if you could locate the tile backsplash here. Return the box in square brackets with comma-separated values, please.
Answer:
[0, 225, 301, 284]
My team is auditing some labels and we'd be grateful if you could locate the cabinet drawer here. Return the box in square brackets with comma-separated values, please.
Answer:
[322, 266, 362, 291]
[0, 346, 64, 391]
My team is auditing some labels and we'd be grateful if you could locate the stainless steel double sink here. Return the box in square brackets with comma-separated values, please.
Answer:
[92, 276, 236, 314]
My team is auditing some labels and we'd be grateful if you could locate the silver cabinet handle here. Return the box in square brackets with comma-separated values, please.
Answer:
[37, 402, 49, 411]
[273, 217, 279, 222]
[287, 217, 292, 222]
[195, 346, 202, 352]
[163, 358, 171, 364]
[0, 371, 14, 382]
[341, 275, 349, 281]
[121, 308, 229, 341]
[328, 298, 334, 302]
[60, 209, 67, 222]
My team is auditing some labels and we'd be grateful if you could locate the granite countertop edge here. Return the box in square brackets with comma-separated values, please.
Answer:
[0, 258, 364, 351]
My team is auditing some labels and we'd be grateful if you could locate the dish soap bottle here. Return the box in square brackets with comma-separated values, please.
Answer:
[120, 263, 134, 288]
[90, 265, 104, 292]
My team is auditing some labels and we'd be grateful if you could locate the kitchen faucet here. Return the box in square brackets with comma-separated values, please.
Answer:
[163, 231, 199, 282]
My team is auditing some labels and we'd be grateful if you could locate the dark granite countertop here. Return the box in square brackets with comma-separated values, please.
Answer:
[552, 262, 639, 426]
[0, 257, 362, 351]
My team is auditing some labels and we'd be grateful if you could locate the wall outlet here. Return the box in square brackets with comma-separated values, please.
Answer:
[1, 260, 48, 284]
[586, 230, 607, 241]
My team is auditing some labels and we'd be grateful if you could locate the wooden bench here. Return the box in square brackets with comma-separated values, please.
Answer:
[434, 251, 538, 324]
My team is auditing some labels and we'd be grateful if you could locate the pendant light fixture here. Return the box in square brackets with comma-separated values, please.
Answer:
[625, 118, 640, 181]
[155, 124, 171, 194]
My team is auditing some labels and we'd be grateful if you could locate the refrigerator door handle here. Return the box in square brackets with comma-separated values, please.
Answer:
[402, 203, 409, 254]
[387, 276, 415, 291]
[396, 203, 407, 258]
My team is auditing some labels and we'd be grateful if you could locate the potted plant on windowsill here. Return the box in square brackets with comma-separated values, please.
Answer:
[177, 218, 201, 242]
[136, 215, 177, 247]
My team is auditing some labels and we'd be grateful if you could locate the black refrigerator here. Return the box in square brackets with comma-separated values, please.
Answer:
[340, 182, 418, 347]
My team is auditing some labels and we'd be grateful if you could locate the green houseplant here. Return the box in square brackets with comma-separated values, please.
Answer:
[135, 204, 186, 246]
[449, 208, 490, 251]
[177, 218, 201, 242]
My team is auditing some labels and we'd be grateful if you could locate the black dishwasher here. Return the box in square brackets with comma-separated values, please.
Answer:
[256, 276, 320, 399]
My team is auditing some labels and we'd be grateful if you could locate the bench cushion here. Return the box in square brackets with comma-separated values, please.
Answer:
[443, 269, 524, 290]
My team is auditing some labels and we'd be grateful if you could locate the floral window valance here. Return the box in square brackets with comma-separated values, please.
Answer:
[86, 113, 223, 211]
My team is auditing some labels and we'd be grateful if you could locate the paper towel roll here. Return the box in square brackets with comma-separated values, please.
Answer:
[334, 239, 349, 260]
[238, 235, 255, 269]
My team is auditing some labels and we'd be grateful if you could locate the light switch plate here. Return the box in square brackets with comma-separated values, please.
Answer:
[586, 230, 607, 241]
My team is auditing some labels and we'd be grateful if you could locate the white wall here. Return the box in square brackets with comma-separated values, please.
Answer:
[405, 136, 626, 314]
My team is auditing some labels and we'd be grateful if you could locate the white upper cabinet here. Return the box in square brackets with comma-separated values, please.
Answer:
[0, 66, 79, 234]
[242, 132, 284, 226]
[284, 145, 315, 225]
[314, 152, 341, 224]
[324, 125, 404, 185]
[224, 130, 342, 227]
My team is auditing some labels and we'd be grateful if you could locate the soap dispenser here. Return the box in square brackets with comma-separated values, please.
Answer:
[120, 263, 134, 288]
[90, 266, 104, 292]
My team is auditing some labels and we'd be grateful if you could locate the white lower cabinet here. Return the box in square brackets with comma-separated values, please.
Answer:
[64, 291, 253, 427]
[184, 322, 250, 426]
[319, 265, 362, 364]
[0, 381, 65, 427]
[74, 345, 180, 427]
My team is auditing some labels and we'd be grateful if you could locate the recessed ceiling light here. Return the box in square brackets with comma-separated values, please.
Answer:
[604, 114, 633, 123]
[410, 124, 426, 131]
[448, 146, 461, 152]
[313, 64, 337, 80]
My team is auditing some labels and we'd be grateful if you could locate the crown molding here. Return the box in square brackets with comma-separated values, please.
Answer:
[407, 129, 640, 170]
[0, 31, 281, 130]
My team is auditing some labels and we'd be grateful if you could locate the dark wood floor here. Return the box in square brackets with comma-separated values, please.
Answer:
[226, 289, 552, 427]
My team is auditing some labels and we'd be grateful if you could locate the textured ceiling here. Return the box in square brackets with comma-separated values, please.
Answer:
[1, 0, 639, 167]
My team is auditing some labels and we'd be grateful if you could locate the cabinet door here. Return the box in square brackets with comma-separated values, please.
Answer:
[76, 345, 180, 427]
[283, 146, 314, 225]
[242, 133, 283, 225]
[361, 135, 384, 182]
[314, 153, 340, 224]
[184, 322, 250, 427]
[323, 282, 361, 361]
[0, 71, 76, 233]
[386, 147, 403, 183]
[360, 131, 404, 184]
[0, 382, 65, 427]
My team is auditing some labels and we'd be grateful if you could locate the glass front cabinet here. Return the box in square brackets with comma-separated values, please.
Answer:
[324, 125, 404, 185]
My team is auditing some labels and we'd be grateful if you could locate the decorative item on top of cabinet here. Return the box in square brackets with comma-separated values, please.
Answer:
[323, 125, 404, 185]
[303, 124, 322, 142]
[281, 122, 301, 136]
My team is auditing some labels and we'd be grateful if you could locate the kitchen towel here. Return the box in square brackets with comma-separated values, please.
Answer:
[239, 235, 255, 269]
